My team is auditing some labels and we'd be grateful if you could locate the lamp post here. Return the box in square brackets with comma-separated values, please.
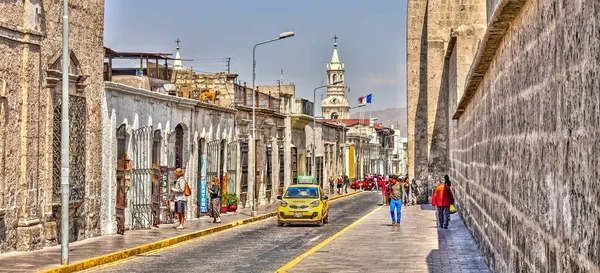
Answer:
[251, 31, 294, 217]
[60, 0, 70, 265]
[312, 80, 342, 180]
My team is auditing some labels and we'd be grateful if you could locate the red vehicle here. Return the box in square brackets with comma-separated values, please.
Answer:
[350, 177, 388, 190]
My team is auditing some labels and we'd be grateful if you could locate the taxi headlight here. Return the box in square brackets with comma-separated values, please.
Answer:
[310, 200, 320, 207]
[280, 200, 288, 207]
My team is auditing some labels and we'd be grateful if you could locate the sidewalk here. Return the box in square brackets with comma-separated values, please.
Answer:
[286, 204, 490, 273]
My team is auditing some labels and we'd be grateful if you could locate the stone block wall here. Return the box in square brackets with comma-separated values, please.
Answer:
[407, 0, 487, 187]
[170, 70, 237, 107]
[448, 0, 600, 272]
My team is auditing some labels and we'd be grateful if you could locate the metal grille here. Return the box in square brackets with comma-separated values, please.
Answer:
[206, 140, 221, 182]
[240, 141, 249, 193]
[291, 147, 298, 184]
[52, 95, 86, 203]
[316, 156, 323, 188]
[278, 146, 284, 195]
[130, 126, 153, 229]
[174, 125, 184, 169]
[226, 141, 238, 194]
[266, 146, 272, 190]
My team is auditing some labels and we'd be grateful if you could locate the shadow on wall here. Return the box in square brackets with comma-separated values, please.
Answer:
[415, 0, 430, 188]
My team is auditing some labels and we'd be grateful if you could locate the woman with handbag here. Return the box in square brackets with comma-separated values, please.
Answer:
[208, 176, 222, 223]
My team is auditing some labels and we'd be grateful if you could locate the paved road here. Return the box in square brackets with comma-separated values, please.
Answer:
[87, 191, 382, 273]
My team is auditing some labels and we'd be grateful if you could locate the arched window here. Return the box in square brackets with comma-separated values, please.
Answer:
[332, 74, 337, 83]
[331, 112, 339, 119]
[175, 124, 184, 168]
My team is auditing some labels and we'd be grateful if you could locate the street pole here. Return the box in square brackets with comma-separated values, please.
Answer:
[312, 80, 341, 179]
[60, 0, 70, 265]
[251, 32, 294, 217]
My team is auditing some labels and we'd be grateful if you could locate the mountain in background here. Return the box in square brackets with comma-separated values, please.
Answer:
[350, 107, 407, 137]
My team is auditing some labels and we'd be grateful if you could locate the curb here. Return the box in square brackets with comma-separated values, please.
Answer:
[38, 190, 364, 273]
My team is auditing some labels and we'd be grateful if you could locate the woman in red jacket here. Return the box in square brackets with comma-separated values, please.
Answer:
[432, 175, 454, 229]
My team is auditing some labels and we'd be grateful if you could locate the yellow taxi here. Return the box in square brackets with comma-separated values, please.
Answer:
[277, 178, 329, 226]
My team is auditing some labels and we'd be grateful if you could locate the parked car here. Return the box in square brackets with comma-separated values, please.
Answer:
[350, 177, 375, 190]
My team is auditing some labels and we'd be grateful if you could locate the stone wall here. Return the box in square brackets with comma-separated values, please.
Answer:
[0, 0, 104, 253]
[170, 70, 238, 107]
[447, 0, 600, 272]
[407, 0, 487, 189]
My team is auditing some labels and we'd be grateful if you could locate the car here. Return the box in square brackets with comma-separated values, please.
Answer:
[350, 177, 376, 190]
[350, 177, 388, 191]
[277, 184, 329, 226]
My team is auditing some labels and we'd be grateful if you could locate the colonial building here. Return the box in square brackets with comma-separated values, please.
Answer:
[100, 42, 300, 233]
[0, 0, 105, 253]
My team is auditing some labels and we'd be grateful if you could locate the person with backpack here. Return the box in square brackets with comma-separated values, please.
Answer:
[171, 168, 190, 229]
[208, 176, 222, 223]
[432, 175, 455, 229]
[410, 179, 421, 205]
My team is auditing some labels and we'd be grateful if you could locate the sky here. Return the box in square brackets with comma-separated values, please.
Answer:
[104, 0, 408, 114]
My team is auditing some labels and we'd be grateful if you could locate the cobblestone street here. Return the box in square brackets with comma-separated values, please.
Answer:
[287, 197, 489, 273]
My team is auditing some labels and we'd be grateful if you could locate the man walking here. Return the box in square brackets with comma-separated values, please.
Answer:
[171, 168, 187, 229]
[388, 175, 403, 226]
[432, 175, 454, 229]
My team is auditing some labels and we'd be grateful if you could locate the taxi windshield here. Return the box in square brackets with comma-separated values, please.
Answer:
[284, 187, 319, 199]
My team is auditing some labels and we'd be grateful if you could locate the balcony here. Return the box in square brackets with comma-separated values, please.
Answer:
[234, 84, 281, 113]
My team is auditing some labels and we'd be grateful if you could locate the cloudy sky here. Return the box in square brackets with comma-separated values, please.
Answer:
[104, 0, 407, 115]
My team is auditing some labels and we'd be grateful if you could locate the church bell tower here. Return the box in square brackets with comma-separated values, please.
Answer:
[321, 36, 350, 120]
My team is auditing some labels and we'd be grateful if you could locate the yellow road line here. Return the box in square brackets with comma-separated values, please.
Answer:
[275, 205, 383, 273]
[38, 190, 363, 273]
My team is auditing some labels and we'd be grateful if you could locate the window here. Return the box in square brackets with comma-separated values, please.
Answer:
[284, 187, 319, 198]
[240, 141, 249, 192]
[266, 146, 272, 190]
[174, 124, 184, 168]
[331, 112, 339, 119]
[332, 74, 337, 83]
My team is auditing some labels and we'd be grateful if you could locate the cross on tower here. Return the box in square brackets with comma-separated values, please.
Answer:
[176, 39, 181, 50]
[333, 35, 338, 47]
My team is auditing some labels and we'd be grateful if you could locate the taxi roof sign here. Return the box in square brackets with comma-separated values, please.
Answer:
[297, 176, 315, 184]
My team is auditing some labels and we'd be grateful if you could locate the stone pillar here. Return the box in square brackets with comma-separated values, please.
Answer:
[283, 116, 292, 190]
[15, 40, 44, 252]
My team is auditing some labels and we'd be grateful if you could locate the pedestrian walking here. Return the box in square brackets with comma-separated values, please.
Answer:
[208, 176, 222, 223]
[388, 175, 403, 226]
[410, 179, 421, 205]
[373, 175, 379, 191]
[171, 168, 187, 229]
[328, 175, 335, 194]
[344, 175, 350, 194]
[383, 180, 391, 205]
[432, 175, 455, 229]
[336, 175, 343, 194]
[403, 179, 411, 206]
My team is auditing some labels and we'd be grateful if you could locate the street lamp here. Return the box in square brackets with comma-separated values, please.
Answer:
[312, 80, 342, 181]
[251, 31, 294, 217]
[60, 0, 70, 265]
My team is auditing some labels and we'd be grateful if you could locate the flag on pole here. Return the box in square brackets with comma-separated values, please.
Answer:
[358, 94, 372, 104]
